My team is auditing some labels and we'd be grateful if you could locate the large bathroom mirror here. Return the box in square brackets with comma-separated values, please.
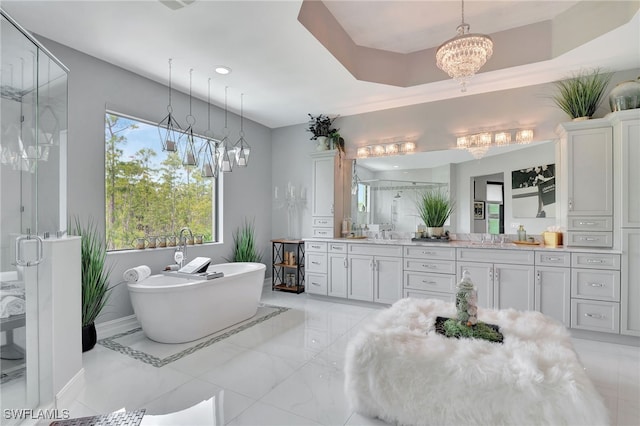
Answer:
[353, 140, 556, 235]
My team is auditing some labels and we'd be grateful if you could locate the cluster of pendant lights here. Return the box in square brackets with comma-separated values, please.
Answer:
[158, 59, 250, 179]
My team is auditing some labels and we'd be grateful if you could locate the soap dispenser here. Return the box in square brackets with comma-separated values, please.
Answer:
[517, 225, 526, 242]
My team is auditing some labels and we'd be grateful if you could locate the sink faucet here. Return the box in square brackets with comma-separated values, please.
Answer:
[176, 227, 193, 267]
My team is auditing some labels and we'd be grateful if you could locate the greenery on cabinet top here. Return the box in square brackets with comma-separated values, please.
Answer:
[105, 114, 214, 250]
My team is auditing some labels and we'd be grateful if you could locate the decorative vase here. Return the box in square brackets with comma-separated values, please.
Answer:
[82, 323, 97, 352]
[315, 136, 329, 151]
[456, 270, 478, 326]
[426, 226, 444, 237]
[609, 78, 640, 112]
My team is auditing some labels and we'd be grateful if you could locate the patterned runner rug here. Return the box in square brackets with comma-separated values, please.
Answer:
[98, 304, 288, 367]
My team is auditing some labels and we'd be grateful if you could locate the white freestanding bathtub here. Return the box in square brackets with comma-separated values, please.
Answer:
[127, 262, 266, 343]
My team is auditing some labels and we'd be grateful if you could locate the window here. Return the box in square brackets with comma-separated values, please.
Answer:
[105, 113, 218, 251]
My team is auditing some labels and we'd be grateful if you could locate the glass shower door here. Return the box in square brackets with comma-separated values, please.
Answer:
[1, 10, 68, 419]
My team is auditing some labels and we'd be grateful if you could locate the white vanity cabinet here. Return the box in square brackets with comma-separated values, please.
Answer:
[328, 243, 348, 298]
[557, 121, 613, 247]
[403, 246, 456, 302]
[347, 244, 403, 304]
[534, 251, 571, 326]
[305, 241, 328, 295]
[570, 252, 621, 334]
[310, 151, 350, 238]
[457, 248, 535, 311]
[612, 111, 640, 336]
[621, 230, 640, 336]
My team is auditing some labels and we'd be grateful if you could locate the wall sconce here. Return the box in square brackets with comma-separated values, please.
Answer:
[456, 128, 534, 159]
[356, 139, 416, 158]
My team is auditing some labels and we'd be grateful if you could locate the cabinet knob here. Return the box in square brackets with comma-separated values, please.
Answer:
[581, 237, 598, 242]
[422, 280, 436, 285]
[545, 257, 561, 262]
[586, 258, 604, 263]
[311, 261, 321, 265]
[588, 282, 605, 288]
[584, 313, 604, 320]
[568, 199, 573, 211]
[422, 264, 436, 269]
[579, 222, 596, 226]
[421, 251, 436, 255]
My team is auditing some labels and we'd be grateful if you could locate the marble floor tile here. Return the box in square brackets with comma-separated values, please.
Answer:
[199, 349, 300, 399]
[22, 288, 637, 426]
[227, 401, 321, 426]
[261, 359, 352, 425]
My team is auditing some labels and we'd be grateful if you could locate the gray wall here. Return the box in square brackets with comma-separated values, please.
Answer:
[38, 37, 273, 324]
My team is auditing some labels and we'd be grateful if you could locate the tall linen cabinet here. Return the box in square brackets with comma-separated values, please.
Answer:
[613, 110, 640, 337]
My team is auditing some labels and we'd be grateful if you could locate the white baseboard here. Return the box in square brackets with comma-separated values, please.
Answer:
[96, 314, 139, 339]
[56, 368, 85, 409]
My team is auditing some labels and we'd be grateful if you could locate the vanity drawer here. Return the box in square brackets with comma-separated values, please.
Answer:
[572, 253, 620, 270]
[404, 246, 455, 260]
[457, 248, 534, 265]
[571, 299, 620, 334]
[348, 243, 402, 257]
[566, 232, 612, 248]
[313, 217, 334, 227]
[312, 228, 333, 238]
[404, 271, 456, 293]
[568, 216, 613, 231]
[328, 243, 347, 253]
[536, 251, 571, 267]
[403, 288, 455, 303]
[404, 258, 456, 274]
[306, 273, 327, 295]
[306, 252, 327, 273]
[572, 269, 620, 301]
[305, 242, 327, 253]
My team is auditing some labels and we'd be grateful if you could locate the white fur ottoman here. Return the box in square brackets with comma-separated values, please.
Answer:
[344, 298, 609, 426]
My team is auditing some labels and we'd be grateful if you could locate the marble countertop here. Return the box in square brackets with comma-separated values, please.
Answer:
[303, 237, 622, 254]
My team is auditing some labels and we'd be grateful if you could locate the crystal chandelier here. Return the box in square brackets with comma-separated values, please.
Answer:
[436, 0, 493, 92]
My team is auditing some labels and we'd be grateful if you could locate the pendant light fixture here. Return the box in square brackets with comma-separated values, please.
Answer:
[436, 0, 493, 92]
[200, 78, 219, 178]
[158, 58, 182, 152]
[234, 93, 251, 167]
[218, 86, 236, 173]
[181, 68, 198, 166]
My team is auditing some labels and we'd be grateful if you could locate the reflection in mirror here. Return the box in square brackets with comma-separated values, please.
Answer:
[354, 140, 555, 235]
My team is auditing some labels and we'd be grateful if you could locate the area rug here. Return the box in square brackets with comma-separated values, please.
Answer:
[344, 298, 609, 426]
[99, 304, 288, 367]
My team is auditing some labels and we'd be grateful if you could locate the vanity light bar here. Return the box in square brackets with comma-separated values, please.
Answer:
[456, 129, 534, 149]
[356, 141, 416, 158]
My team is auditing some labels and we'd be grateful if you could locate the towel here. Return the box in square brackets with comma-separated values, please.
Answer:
[0, 295, 25, 318]
[123, 265, 152, 283]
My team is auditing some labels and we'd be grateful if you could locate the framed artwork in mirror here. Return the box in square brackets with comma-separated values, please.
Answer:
[474, 201, 485, 219]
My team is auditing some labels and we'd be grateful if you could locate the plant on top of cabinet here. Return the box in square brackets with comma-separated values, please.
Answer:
[307, 113, 338, 151]
[416, 189, 455, 238]
[552, 68, 612, 120]
[226, 219, 263, 263]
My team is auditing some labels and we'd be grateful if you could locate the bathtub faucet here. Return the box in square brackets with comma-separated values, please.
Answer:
[176, 227, 194, 267]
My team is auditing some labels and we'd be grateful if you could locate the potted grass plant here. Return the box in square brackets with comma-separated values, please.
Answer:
[71, 217, 114, 352]
[552, 69, 612, 120]
[415, 189, 455, 238]
[227, 219, 263, 263]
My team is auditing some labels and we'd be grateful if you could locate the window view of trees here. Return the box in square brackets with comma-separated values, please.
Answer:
[105, 113, 216, 251]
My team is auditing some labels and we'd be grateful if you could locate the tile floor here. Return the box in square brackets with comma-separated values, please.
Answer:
[56, 287, 639, 425]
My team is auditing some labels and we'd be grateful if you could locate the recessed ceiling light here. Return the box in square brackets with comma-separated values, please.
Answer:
[393, 165, 399, 168]
[215, 66, 231, 75]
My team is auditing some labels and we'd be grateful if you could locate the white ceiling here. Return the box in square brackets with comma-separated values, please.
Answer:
[2, 1, 639, 129]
